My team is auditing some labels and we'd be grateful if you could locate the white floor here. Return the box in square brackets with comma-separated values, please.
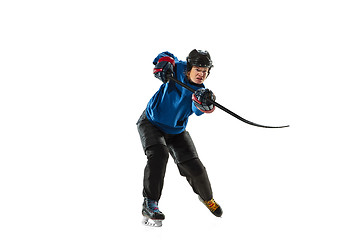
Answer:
[1, 1, 359, 239]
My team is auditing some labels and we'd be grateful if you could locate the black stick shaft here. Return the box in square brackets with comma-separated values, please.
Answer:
[168, 76, 196, 93]
[168, 76, 289, 129]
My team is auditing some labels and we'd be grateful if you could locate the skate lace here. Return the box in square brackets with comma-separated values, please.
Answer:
[147, 199, 161, 213]
[205, 199, 219, 212]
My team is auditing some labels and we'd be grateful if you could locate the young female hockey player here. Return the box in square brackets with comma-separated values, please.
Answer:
[137, 49, 222, 227]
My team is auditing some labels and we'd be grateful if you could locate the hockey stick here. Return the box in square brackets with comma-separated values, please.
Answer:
[168, 75, 290, 129]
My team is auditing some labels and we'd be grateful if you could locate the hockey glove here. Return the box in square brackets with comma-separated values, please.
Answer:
[192, 88, 216, 113]
[153, 56, 175, 83]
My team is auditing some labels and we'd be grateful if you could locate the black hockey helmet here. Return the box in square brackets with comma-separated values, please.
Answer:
[186, 49, 213, 72]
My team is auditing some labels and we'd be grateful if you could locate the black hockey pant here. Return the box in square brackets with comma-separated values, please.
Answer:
[143, 144, 213, 201]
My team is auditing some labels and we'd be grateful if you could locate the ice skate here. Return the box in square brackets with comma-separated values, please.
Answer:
[142, 197, 165, 227]
[199, 196, 223, 217]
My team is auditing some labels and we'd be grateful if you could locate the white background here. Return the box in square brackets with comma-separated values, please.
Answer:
[1, 0, 359, 239]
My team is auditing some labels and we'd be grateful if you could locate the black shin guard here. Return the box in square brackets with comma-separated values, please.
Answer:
[177, 158, 213, 201]
[143, 144, 169, 200]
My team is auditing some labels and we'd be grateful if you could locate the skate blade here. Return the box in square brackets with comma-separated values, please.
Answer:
[142, 216, 163, 227]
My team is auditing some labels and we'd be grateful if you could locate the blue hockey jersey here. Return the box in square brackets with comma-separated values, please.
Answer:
[146, 51, 205, 134]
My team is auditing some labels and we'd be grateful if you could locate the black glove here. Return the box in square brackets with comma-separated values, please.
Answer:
[192, 88, 216, 113]
[153, 56, 175, 83]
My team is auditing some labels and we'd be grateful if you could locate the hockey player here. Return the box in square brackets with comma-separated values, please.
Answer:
[137, 49, 222, 227]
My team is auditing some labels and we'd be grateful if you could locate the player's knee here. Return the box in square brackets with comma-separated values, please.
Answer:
[146, 144, 169, 164]
[178, 158, 206, 177]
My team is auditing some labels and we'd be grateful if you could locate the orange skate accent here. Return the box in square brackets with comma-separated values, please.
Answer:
[203, 198, 219, 212]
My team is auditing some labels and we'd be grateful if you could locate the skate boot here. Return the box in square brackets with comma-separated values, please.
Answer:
[199, 196, 223, 217]
[142, 197, 165, 227]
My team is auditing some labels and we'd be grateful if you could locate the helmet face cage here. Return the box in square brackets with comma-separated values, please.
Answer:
[186, 49, 213, 72]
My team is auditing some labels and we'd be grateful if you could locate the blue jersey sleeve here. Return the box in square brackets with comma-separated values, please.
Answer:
[192, 102, 204, 116]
